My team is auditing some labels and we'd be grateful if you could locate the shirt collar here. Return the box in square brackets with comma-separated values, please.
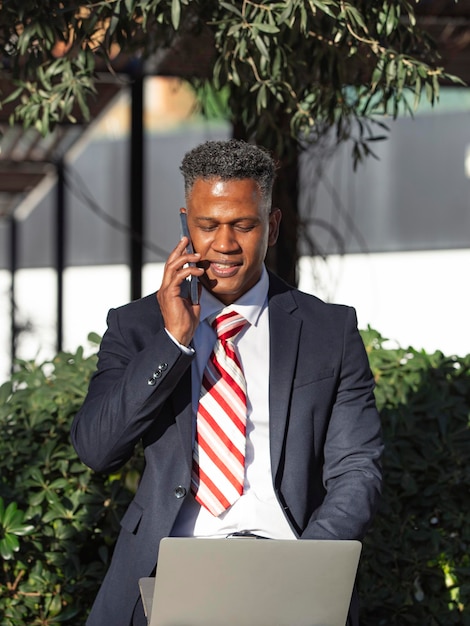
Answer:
[199, 265, 269, 328]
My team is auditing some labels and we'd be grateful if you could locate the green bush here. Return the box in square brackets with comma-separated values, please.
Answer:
[359, 328, 470, 626]
[0, 329, 469, 624]
[0, 338, 143, 626]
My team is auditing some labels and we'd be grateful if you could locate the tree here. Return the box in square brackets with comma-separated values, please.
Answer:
[0, 0, 461, 281]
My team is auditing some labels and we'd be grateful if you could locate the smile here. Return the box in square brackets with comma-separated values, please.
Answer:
[209, 261, 241, 277]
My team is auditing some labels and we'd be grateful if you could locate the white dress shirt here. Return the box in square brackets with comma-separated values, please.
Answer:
[170, 267, 296, 539]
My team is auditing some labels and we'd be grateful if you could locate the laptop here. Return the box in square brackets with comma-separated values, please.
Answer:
[139, 537, 361, 626]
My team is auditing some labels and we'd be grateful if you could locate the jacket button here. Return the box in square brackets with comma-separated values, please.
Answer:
[174, 486, 187, 499]
[158, 363, 168, 371]
[147, 377, 156, 386]
[152, 370, 162, 380]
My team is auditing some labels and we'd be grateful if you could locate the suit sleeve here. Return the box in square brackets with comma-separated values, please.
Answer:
[300, 308, 383, 540]
[71, 305, 194, 474]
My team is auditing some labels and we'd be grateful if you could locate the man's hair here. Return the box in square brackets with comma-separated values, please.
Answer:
[180, 139, 277, 202]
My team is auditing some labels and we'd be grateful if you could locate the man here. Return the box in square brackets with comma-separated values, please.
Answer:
[71, 139, 382, 626]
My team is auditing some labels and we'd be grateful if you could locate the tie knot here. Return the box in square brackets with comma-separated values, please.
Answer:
[212, 310, 247, 341]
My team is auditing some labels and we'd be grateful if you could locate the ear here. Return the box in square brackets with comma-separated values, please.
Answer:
[268, 208, 282, 247]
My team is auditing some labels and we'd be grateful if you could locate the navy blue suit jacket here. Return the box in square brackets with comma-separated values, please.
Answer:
[71, 273, 383, 626]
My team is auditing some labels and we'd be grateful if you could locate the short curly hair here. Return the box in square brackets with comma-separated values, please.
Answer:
[180, 139, 277, 203]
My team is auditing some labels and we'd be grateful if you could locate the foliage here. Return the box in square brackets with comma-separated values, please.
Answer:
[359, 328, 470, 625]
[0, 337, 143, 626]
[0, 329, 469, 624]
[0, 1, 463, 161]
[0, 499, 34, 561]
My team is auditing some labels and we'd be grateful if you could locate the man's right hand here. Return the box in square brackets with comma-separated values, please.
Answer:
[156, 237, 204, 347]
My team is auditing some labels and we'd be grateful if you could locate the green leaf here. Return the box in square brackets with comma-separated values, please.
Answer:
[109, 11, 120, 37]
[425, 81, 434, 104]
[230, 64, 240, 87]
[219, 1, 243, 18]
[386, 4, 397, 37]
[385, 59, 397, 86]
[0, 381, 12, 405]
[8, 523, 35, 536]
[254, 23, 280, 34]
[171, 0, 181, 30]
[2, 86, 24, 105]
[0, 533, 19, 559]
[345, 5, 367, 32]
[254, 35, 269, 60]
[371, 65, 383, 90]
[227, 23, 242, 37]
[256, 83, 267, 111]
[2, 501, 20, 528]
[313, 1, 337, 19]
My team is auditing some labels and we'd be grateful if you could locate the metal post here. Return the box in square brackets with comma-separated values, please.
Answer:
[130, 73, 144, 301]
[9, 216, 17, 375]
[56, 160, 65, 352]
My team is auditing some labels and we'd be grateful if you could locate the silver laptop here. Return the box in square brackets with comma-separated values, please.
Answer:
[139, 537, 361, 626]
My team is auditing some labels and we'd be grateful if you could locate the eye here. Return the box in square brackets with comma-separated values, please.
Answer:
[234, 224, 256, 232]
[233, 220, 259, 232]
[198, 224, 217, 232]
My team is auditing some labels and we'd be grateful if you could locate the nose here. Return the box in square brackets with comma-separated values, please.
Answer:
[212, 225, 241, 253]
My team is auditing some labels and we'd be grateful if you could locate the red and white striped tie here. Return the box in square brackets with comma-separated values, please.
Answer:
[191, 310, 248, 516]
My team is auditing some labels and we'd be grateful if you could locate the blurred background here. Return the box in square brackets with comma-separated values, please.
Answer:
[1, 2, 470, 383]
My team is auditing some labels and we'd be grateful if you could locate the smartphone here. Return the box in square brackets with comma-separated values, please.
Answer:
[179, 211, 199, 305]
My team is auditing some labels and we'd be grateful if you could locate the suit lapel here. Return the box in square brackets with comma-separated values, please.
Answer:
[268, 276, 301, 481]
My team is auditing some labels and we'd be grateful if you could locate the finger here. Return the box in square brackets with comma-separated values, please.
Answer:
[165, 256, 202, 288]
[169, 238, 201, 265]
[166, 236, 190, 263]
[161, 261, 202, 300]
[164, 244, 199, 278]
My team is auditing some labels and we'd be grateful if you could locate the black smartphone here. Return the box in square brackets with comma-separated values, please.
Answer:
[179, 211, 199, 305]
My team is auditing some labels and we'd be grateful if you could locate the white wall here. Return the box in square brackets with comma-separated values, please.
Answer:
[298, 249, 470, 356]
[0, 262, 166, 383]
[1, 249, 468, 384]
[0, 270, 11, 382]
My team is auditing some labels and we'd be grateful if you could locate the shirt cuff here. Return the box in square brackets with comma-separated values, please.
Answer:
[165, 328, 195, 355]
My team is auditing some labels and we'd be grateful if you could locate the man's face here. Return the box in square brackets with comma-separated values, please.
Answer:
[185, 178, 281, 305]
